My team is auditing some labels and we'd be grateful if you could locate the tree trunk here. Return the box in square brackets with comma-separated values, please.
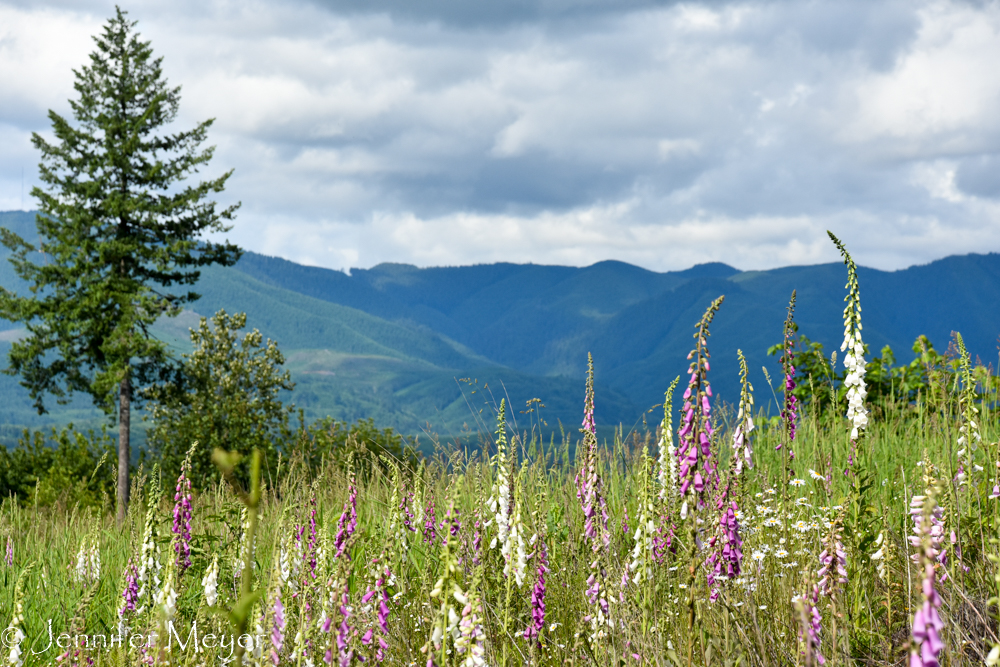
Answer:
[117, 372, 131, 524]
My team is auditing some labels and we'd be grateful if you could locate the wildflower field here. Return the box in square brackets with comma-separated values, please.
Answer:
[2, 233, 1000, 667]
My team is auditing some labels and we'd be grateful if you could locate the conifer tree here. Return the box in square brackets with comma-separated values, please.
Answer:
[0, 7, 241, 522]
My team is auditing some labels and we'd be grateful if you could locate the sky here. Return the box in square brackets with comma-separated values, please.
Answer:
[1, 0, 999, 273]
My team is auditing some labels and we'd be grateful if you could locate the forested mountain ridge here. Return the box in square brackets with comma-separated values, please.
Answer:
[1, 209, 997, 440]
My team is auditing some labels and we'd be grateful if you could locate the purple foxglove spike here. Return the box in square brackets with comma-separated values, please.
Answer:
[271, 594, 285, 665]
[334, 474, 359, 559]
[172, 468, 193, 573]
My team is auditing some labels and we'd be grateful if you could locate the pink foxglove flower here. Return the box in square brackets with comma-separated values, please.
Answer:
[583, 565, 612, 642]
[334, 466, 359, 560]
[577, 353, 609, 550]
[172, 448, 195, 574]
[706, 496, 743, 601]
[270, 592, 285, 666]
[524, 538, 549, 647]
[780, 292, 799, 453]
[909, 493, 946, 667]
[677, 297, 724, 512]
[307, 494, 319, 579]
[358, 561, 393, 662]
[794, 585, 824, 666]
[337, 582, 355, 667]
[471, 516, 482, 567]
[817, 518, 847, 598]
[118, 559, 140, 635]
[423, 494, 437, 545]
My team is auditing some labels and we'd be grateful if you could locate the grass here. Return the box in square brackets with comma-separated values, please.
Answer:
[0, 371, 998, 666]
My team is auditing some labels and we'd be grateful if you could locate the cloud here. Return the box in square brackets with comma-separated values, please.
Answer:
[1, 0, 999, 272]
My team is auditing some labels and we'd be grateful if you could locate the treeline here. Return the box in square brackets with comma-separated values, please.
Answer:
[3, 317, 994, 511]
[0, 416, 417, 509]
[774, 328, 998, 416]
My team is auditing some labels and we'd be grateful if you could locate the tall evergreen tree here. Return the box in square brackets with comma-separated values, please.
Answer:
[0, 7, 241, 522]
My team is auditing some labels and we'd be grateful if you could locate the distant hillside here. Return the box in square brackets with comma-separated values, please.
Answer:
[1, 209, 997, 443]
[230, 244, 1000, 412]
[0, 211, 639, 440]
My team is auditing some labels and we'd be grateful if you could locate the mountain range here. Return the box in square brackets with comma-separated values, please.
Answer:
[1, 209, 998, 443]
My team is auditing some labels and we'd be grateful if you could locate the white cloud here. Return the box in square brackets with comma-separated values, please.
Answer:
[846, 2, 1000, 147]
[2, 0, 999, 273]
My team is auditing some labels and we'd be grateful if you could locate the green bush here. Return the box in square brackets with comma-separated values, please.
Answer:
[143, 309, 295, 487]
[0, 425, 115, 508]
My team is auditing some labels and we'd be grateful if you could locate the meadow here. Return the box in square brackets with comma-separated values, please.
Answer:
[1, 235, 999, 667]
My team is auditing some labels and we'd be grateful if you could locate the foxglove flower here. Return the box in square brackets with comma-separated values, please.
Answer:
[652, 518, 673, 564]
[817, 516, 847, 598]
[658, 376, 681, 502]
[630, 448, 657, 585]
[307, 494, 319, 580]
[524, 538, 549, 646]
[502, 486, 527, 587]
[793, 585, 824, 665]
[336, 583, 354, 667]
[733, 350, 755, 475]
[154, 561, 179, 646]
[423, 494, 438, 545]
[73, 540, 88, 584]
[88, 536, 101, 581]
[487, 399, 512, 551]
[678, 297, 725, 509]
[360, 557, 393, 662]
[203, 554, 220, 607]
[386, 461, 411, 570]
[72, 535, 100, 585]
[172, 460, 194, 574]
[828, 232, 868, 440]
[909, 492, 946, 667]
[271, 592, 286, 666]
[781, 291, 798, 451]
[870, 532, 888, 583]
[455, 584, 487, 667]
[118, 558, 140, 636]
[583, 564, 612, 643]
[137, 484, 163, 613]
[4, 536, 11, 567]
[577, 354, 610, 549]
[423, 488, 464, 664]
[5, 568, 30, 667]
[955, 332, 982, 483]
[334, 464, 358, 560]
[472, 516, 483, 567]
[706, 497, 743, 601]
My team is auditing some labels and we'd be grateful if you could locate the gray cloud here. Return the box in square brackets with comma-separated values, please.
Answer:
[1, 0, 999, 273]
[302, 0, 687, 28]
[956, 154, 1000, 198]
